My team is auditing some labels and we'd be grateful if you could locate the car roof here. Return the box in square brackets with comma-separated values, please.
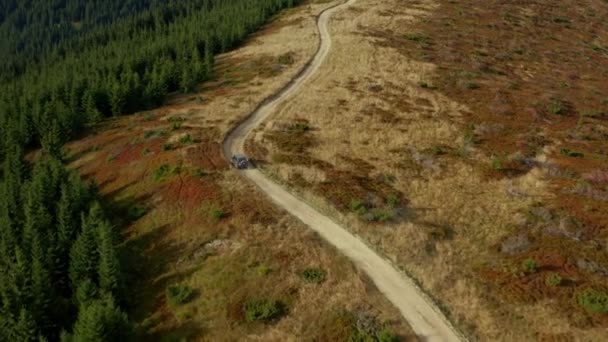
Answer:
[233, 154, 247, 159]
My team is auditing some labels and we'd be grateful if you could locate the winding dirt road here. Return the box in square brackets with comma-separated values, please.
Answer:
[222, 1, 463, 340]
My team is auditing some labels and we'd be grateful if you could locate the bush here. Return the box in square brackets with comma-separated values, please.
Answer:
[211, 209, 227, 220]
[191, 168, 207, 177]
[302, 268, 326, 284]
[143, 130, 156, 139]
[244, 299, 285, 322]
[165, 285, 194, 307]
[257, 264, 271, 276]
[547, 99, 565, 115]
[577, 289, 608, 314]
[377, 328, 399, 342]
[545, 273, 562, 287]
[179, 134, 193, 144]
[350, 199, 367, 216]
[162, 143, 173, 151]
[560, 148, 584, 158]
[386, 194, 399, 208]
[522, 258, 538, 273]
[404, 33, 429, 44]
[127, 205, 146, 221]
[368, 209, 393, 223]
[154, 164, 171, 181]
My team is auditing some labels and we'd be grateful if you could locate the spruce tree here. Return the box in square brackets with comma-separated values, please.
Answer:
[69, 214, 99, 293]
[13, 308, 38, 342]
[71, 296, 131, 342]
[97, 222, 121, 298]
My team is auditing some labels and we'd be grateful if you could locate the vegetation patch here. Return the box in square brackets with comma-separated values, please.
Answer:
[243, 299, 286, 322]
[166, 284, 194, 307]
[301, 267, 326, 283]
[545, 273, 562, 287]
[577, 289, 608, 314]
[211, 208, 228, 221]
[314, 310, 399, 342]
[522, 258, 539, 274]
[127, 205, 147, 221]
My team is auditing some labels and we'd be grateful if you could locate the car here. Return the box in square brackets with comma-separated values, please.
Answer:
[230, 154, 250, 169]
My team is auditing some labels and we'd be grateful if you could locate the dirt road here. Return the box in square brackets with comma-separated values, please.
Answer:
[222, 1, 463, 340]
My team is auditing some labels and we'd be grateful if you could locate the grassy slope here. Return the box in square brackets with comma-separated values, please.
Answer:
[248, 0, 608, 339]
[64, 2, 415, 340]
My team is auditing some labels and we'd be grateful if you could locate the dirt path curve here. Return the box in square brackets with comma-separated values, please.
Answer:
[222, 1, 463, 341]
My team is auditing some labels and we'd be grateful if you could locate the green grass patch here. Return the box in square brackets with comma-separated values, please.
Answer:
[301, 268, 326, 284]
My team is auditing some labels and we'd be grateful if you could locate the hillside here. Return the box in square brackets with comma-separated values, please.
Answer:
[248, 0, 608, 340]
[3, 0, 607, 340]
[1, 0, 416, 340]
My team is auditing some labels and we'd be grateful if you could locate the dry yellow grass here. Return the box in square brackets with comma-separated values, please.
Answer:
[248, 0, 608, 340]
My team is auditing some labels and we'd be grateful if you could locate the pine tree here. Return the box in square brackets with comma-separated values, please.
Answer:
[40, 120, 64, 160]
[71, 296, 131, 342]
[82, 90, 102, 124]
[12, 308, 38, 342]
[109, 79, 125, 116]
[69, 214, 99, 293]
[30, 234, 53, 336]
[96, 222, 121, 299]
[75, 279, 98, 306]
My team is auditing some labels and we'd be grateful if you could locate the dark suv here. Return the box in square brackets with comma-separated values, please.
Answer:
[230, 154, 250, 169]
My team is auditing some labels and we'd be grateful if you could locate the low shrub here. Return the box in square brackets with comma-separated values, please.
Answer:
[162, 143, 173, 151]
[376, 328, 399, 342]
[302, 268, 326, 284]
[154, 164, 171, 181]
[560, 148, 584, 158]
[165, 285, 194, 307]
[179, 134, 193, 144]
[547, 99, 566, 115]
[211, 209, 227, 220]
[545, 273, 562, 287]
[386, 194, 399, 208]
[577, 289, 608, 314]
[404, 33, 429, 44]
[244, 299, 285, 322]
[191, 168, 207, 177]
[367, 209, 394, 223]
[127, 205, 146, 221]
[350, 199, 367, 216]
[257, 264, 271, 276]
[522, 258, 538, 273]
